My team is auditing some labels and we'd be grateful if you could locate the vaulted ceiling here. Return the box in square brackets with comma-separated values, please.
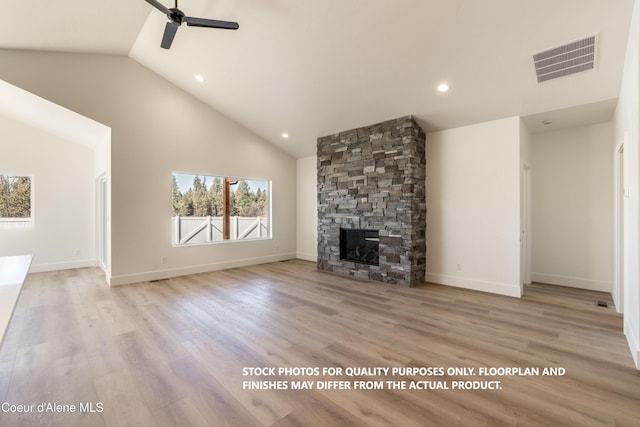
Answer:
[0, 0, 634, 157]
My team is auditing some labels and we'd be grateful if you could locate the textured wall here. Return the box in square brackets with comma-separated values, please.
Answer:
[317, 116, 426, 286]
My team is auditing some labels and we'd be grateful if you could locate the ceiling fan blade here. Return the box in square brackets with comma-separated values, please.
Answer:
[184, 16, 239, 30]
[144, 0, 170, 16]
[161, 21, 180, 49]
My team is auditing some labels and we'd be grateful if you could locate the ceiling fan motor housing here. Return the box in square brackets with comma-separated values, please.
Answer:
[168, 8, 185, 25]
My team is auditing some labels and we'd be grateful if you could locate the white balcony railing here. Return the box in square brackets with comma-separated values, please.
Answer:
[0, 218, 33, 230]
[173, 216, 269, 245]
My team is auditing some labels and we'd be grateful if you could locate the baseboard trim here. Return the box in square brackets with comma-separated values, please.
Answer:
[29, 259, 98, 273]
[624, 321, 640, 370]
[425, 273, 521, 298]
[296, 252, 316, 262]
[108, 253, 297, 286]
[611, 286, 622, 313]
[531, 272, 611, 292]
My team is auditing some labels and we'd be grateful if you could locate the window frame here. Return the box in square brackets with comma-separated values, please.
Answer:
[171, 171, 271, 247]
[0, 174, 34, 230]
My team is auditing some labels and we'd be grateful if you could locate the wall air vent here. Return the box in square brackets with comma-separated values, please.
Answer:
[533, 35, 598, 83]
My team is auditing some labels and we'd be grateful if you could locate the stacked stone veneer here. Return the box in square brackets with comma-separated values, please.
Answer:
[317, 115, 426, 286]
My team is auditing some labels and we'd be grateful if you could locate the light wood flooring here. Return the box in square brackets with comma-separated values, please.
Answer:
[0, 260, 638, 426]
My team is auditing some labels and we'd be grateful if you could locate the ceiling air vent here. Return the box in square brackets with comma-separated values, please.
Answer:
[533, 35, 598, 83]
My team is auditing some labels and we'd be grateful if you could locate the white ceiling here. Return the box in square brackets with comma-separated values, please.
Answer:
[0, 81, 110, 149]
[0, 0, 635, 158]
[0, 0, 150, 54]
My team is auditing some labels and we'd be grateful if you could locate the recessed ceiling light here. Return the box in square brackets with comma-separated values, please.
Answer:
[195, 74, 205, 83]
[437, 83, 450, 93]
[282, 133, 289, 139]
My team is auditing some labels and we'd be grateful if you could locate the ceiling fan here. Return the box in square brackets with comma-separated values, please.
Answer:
[144, 0, 239, 49]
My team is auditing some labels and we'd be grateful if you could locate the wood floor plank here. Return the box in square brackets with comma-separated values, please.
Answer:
[93, 369, 158, 426]
[170, 355, 264, 427]
[153, 397, 211, 427]
[0, 260, 638, 426]
[182, 337, 295, 426]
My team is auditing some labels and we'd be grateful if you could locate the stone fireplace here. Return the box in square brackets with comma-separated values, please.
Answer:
[317, 115, 426, 287]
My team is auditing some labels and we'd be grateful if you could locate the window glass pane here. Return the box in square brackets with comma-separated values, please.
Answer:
[0, 175, 33, 230]
[172, 173, 270, 246]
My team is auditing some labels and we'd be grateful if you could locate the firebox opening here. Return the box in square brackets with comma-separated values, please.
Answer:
[340, 229, 379, 266]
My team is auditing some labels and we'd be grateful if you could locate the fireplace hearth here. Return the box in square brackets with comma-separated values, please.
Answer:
[340, 229, 379, 265]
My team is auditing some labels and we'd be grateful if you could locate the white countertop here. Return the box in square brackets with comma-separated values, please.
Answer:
[0, 255, 33, 347]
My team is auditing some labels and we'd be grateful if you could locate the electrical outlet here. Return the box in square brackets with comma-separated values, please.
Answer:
[456, 263, 462, 272]
[161, 256, 167, 264]
[75, 249, 81, 256]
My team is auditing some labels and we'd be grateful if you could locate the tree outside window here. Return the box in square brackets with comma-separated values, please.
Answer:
[0, 175, 33, 229]
[172, 173, 270, 245]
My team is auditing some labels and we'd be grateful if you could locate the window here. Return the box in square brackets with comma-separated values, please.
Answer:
[0, 175, 33, 229]
[172, 172, 270, 246]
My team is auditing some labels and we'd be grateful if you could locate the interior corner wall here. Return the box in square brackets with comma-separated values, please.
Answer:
[0, 115, 96, 271]
[425, 116, 521, 298]
[94, 132, 111, 179]
[0, 49, 297, 285]
[296, 155, 317, 261]
[531, 122, 614, 292]
[519, 119, 533, 289]
[615, 0, 640, 369]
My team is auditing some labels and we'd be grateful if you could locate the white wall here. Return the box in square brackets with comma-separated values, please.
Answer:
[94, 132, 110, 178]
[520, 119, 533, 288]
[531, 122, 614, 292]
[0, 50, 297, 286]
[296, 155, 317, 261]
[615, 0, 640, 369]
[425, 117, 522, 297]
[0, 115, 96, 271]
